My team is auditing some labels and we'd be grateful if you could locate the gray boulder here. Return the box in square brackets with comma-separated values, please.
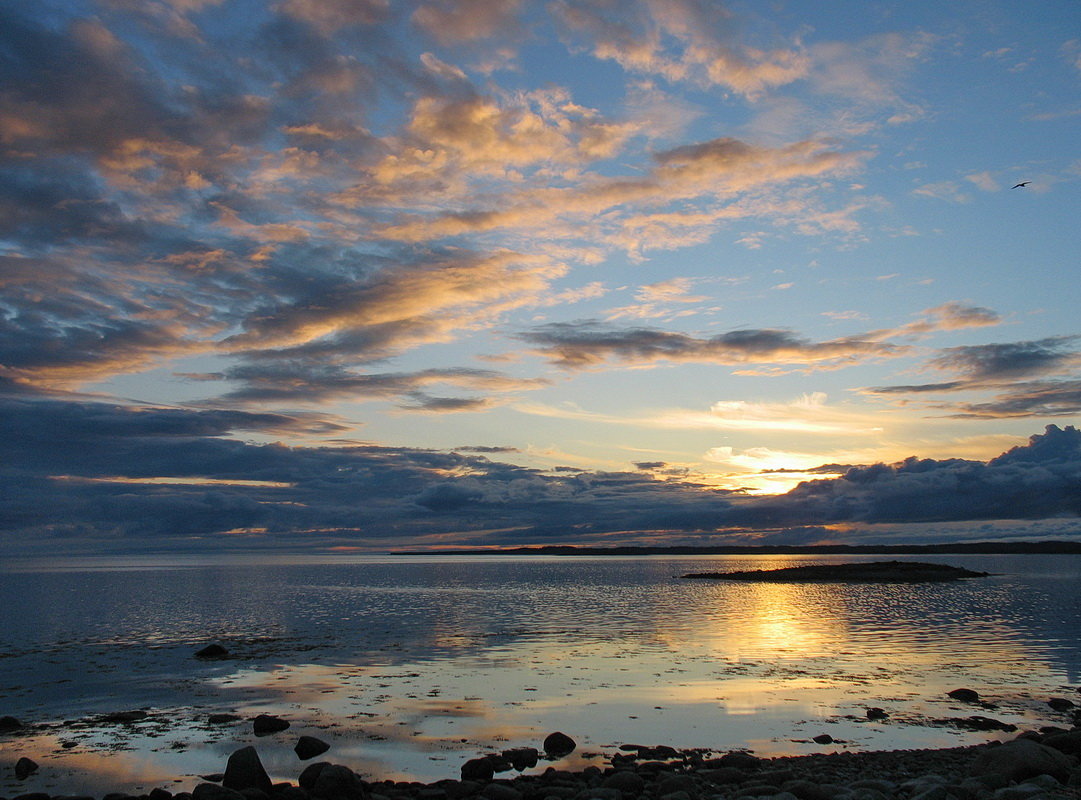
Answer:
[967, 739, 1074, 784]
[223, 746, 273, 794]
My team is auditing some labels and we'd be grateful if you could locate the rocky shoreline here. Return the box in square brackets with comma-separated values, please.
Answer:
[4, 721, 1081, 800]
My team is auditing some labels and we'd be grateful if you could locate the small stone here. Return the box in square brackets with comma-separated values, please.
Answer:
[948, 688, 981, 703]
[811, 734, 833, 745]
[542, 732, 575, 757]
[865, 707, 888, 720]
[195, 644, 230, 659]
[1047, 698, 1075, 712]
[295, 736, 331, 761]
[223, 746, 273, 794]
[252, 714, 290, 736]
[15, 757, 39, 780]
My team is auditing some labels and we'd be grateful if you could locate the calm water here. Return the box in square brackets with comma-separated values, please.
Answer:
[1, 554, 1080, 795]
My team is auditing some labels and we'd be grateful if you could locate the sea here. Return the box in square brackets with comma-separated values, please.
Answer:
[1, 553, 1080, 796]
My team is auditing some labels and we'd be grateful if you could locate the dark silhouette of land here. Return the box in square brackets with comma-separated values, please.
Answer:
[393, 540, 1081, 556]
[681, 560, 991, 582]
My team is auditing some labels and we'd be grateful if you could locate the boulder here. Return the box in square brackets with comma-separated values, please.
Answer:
[950, 716, 1017, 732]
[196, 644, 230, 659]
[299, 762, 330, 790]
[296, 736, 331, 761]
[0, 715, 22, 731]
[480, 784, 521, 800]
[1047, 698, 1075, 712]
[948, 689, 981, 703]
[812, 734, 833, 745]
[309, 764, 367, 800]
[253, 714, 290, 736]
[967, 739, 1073, 784]
[15, 756, 39, 780]
[542, 732, 576, 758]
[866, 708, 889, 720]
[223, 746, 273, 794]
[460, 757, 495, 782]
[1041, 730, 1081, 756]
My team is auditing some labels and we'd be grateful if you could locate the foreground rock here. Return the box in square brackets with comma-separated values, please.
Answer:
[222, 746, 273, 794]
[8, 729, 1081, 800]
[682, 560, 992, 582]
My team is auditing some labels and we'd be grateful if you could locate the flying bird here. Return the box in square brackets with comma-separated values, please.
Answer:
[1011, 181, 1031, 189]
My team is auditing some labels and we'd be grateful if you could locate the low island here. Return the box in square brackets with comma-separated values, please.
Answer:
[681, 560, 991, 582]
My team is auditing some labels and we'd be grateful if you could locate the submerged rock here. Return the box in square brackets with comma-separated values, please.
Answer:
[947, 689, 981, 703]
[1047, 697, 1075, 711]
[866, 707, 889, 720]
[0, 715, 22, 731]
[682, 561, 991, 582]
[195, 644, 230, 659]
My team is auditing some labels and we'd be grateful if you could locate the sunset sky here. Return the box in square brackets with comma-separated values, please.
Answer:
[3, 0, 1080, 552]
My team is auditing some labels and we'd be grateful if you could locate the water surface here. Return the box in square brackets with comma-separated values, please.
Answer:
[1, 554, 1079, 795]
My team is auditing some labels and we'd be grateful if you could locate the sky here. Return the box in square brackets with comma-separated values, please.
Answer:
[2, 0, 1080, 554]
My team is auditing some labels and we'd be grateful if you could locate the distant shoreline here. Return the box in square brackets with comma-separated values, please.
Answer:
[392, 539, 1081, 556]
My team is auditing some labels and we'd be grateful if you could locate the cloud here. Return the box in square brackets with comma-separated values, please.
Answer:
[863, 337, 1081, 417]
[517, 320, 905, 370]
[412, 0, 523, 46]
[550, 0, 809, 97]
[277, 0, 389, 35]
[2, 397, 1080, 551]
[912, 181, 970, 203]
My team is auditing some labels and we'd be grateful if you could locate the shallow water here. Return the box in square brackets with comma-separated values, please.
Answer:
[1, 553, 1080, 795]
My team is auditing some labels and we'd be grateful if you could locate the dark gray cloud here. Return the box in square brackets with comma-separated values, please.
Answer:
[517, 320, 903, 369]
[2, 398, 1079, 553]
[864, 337, 1081, 417]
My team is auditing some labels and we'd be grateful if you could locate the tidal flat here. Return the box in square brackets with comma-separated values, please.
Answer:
[2, 554, 1080, 796]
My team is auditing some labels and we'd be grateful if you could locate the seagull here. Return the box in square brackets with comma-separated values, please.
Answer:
[1011, 181, 1031, 189]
